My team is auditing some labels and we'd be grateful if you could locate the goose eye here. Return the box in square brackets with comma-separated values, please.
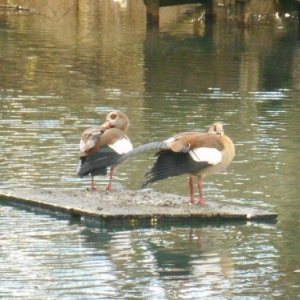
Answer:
[110, 113, 117, 120]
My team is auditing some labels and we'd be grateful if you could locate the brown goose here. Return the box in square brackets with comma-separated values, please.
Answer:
[77, 111, 132, 190]
[142, 122, 235, 205]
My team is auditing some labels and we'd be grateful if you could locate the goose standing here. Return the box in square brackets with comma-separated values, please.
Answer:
[142, 122, 235, 205]
[77, 111, 133, 190]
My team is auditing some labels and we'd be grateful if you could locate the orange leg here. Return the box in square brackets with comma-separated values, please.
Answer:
[189, 177, 195, 204]
[90, 176, 97, 191]
[197, 177, 206, 205]
[106, 168, 115, 191]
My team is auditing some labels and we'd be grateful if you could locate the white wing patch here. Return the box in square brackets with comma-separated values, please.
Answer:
[80, 138, 96, 153]
[109, 138, 133, 155]
[164, 137, 175, 147]
[163, 137, 190, 153]
[79, 138, 85, 152]
[189, 147, 222, 165]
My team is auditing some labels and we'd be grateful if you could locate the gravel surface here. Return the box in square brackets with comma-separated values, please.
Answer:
[0, 188, 278, 225]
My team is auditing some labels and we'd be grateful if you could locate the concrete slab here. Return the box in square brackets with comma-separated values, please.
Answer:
[0, 189, 277, 225]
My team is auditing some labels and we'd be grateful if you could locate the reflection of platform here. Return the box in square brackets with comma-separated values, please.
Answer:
[0, 188, 278, 225]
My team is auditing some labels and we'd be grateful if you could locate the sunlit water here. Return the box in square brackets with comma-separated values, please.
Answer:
[0, 0, 300, 298]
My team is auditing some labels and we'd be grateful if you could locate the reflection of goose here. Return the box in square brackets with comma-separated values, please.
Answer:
[150, 228, 234, 284]
[142, 122, 235, 205]
[77, 111, 133, 190]
[189, 229, 234, 280]
[78, 226, 234, 297]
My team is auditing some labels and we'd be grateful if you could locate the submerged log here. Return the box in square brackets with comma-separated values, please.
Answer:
[0, 188, 278, 225]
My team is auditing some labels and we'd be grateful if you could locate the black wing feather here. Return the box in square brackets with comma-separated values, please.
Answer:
[114, 141, 167, 164]
[77, 149, 121, 177]
[142, 151, 211, 188]
[77, 141, 167, 178]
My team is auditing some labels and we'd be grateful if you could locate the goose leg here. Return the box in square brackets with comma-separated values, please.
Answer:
[189, 177, 195, 204]
[90, 176, 97, 191]
[197, 177, 205, 205]
[106, 168, 115, 191]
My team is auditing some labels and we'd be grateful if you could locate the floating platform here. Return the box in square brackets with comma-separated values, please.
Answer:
[0, 188, 278, 225]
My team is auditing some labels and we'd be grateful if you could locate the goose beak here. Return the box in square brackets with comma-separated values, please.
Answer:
[101, 120, 112, 129]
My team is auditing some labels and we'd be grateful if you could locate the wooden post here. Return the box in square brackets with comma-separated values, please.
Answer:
[204, 0, 217, 23]
[235, 0, 246, 27]
[144, 0, 160, 28]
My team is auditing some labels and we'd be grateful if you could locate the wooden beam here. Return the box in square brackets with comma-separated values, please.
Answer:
[204, 0, 217, 23]
[159, 0, 204, 7]
[236, 0, 247, 27]
[144, 0, 160, 27]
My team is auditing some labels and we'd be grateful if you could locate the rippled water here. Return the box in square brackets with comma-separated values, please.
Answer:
[0, 205, 282, 299]
[1, 0, 300, 298]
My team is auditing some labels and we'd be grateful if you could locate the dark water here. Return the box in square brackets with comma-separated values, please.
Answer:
[1, 0, 300, 298]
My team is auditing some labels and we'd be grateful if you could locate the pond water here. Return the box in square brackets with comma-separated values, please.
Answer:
[0, 0, 300, 298]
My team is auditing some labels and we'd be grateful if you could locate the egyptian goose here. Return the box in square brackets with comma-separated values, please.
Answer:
[77, 111, 133, 190]
[142, 122, 235, 205]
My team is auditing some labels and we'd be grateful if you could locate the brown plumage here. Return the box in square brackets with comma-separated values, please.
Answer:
[77, 111, 133, 190]
[142, 122, 235, 205]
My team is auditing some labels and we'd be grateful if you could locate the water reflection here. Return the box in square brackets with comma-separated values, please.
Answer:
[0, 0, 300, 298]
[0, 205, 281, 299]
